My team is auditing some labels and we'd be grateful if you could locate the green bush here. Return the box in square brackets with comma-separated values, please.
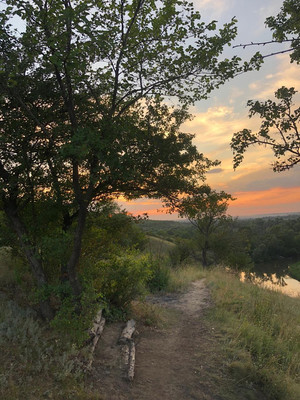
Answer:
[50, 285, 101, 347]
[147, 258, 170, 292]
[169, 239, 194, 267]
[93, 252, 152, 308]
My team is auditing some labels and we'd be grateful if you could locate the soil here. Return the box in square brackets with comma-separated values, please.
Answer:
[88, 280, 264, 400]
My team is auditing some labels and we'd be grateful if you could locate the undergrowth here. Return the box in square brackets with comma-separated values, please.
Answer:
[0, 294, 101, 400]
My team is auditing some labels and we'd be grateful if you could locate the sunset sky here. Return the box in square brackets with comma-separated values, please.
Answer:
[119, 0, 300, 219]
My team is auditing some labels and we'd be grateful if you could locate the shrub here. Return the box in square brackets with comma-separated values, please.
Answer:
[49, 284, 101, 347]
[169, 239, 194, 267]
[93, 252, 152, 308]
[147, 258, 170, 292]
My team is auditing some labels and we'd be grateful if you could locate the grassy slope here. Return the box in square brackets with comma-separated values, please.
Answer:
[144, 235, 175, 256]
[207, 269, 300, 400]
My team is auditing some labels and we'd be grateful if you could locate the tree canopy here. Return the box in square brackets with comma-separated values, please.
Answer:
[231, 86, 300, 171]
[0, 0, 255, 318]
[265, 0, 300, 63]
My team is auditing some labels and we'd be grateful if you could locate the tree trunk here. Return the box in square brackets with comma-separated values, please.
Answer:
[66, 205, 87, 299]
[4, 200, 54, 320]
[202, 239, 209, 267]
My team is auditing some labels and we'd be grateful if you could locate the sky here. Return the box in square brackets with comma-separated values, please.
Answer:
[119, 0, 300, 220]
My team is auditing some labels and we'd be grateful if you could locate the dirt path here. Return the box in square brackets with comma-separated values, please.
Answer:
[89, 280, 262, 400]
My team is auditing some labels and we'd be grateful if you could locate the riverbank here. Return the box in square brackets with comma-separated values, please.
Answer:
[203, 267, 300, 400]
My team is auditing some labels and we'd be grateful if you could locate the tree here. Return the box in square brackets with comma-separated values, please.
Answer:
[231, 0, 300, 171]
[174, 185, 234, 266]
[0, 0, 255, 318]
[231, 86, 300, 171]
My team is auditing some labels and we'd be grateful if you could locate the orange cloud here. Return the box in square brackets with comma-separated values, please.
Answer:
[229, 186, 300, 216]
[117, 187, 300, 220]
[248, 55, 300, 100]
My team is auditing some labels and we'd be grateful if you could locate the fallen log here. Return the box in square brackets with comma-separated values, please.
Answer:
[128, 340, 136, 381]
[118, 319, 137, 381]
[86, 309, 106, 369]
[90, 316, 106, 355]
[119, 319, 136, 344]
[121, 343, 130, 365]
[90, 309, 103, 337]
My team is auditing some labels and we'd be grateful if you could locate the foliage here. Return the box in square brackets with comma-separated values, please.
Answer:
[141, 219, 196, 242]
[233, 0, 300, 61]
[80, 202, 147, 264]
[211, 221, 253, 270]
[206, 268, 300, 400]
[141, 215, 300, 272]
[265, 0, 300, 63]
[231, 86, 300, 171]
[169, 238, 196, 267]
[240, 216, 300, 264]
[231, 1, 300, 172]
[0, 0, 260, 316]
[146, 258, 170, 292]
[90, 252, 152, 308]
[49, 285, 101, 347]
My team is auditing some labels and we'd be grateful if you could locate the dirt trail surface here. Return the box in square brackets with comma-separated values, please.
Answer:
[89, 280, 261, 400]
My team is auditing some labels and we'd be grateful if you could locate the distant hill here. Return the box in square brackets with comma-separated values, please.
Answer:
[237, 212, 300, 220]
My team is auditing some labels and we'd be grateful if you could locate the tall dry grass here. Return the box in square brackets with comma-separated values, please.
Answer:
[205, 268, 300, 400]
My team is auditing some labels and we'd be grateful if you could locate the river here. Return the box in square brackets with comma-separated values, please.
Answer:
[241, 259, 300, 298]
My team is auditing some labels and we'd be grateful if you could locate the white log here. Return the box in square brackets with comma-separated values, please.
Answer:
[128, 341, 136, 381]
[121, 343, 130, 365]
[87, 316, 106, 369]
[119, 319, 136, 344]
[92, 317, 105, 350]
[90, 309, 103, 336]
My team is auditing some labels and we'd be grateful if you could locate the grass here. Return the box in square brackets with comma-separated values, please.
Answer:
[167, 264, 206, 292]
[0, 295, 100, 400]
[129, 300, 177, 329]
[204, 267, 300, 400]
[0, 247, 101, 400]
[2, 241, 299, 399]
[144, 235, 175, 257]
[0, 294, 102, 400]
